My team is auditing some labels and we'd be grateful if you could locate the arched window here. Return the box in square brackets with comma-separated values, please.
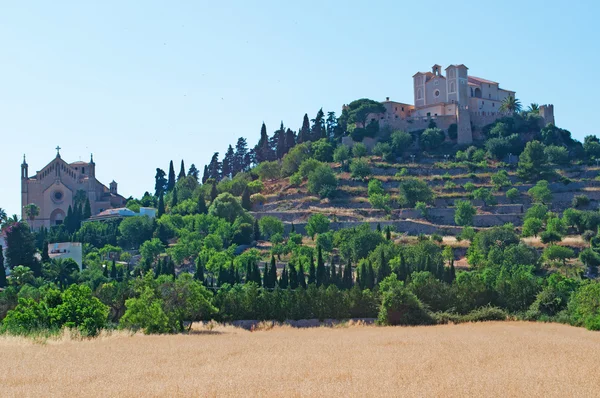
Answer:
[449, 82, 456, 93]
[448, 69, 455, 78]
[417, 88, 423, 100]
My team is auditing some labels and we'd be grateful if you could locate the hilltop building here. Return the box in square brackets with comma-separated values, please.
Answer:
[362, 64, 555, 145]
[21, 147, 126, 229]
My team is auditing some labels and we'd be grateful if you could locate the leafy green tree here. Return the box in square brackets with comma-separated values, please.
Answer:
[208, 193, 247, 223]
[391, 130, 412, 156]
[352, 143, 368, 158]
[542, 245, 574, 267]
[473, 187, 496, 207]
[544, 145, 569, 165]
[518, 140, 549, 181]
[377, 275, 433, 326]
[5, 222, 39, 276]
[333, 145, 350, 171]
[583, 135, 600, 160]
[491, 170, 511, 190]
[258, 216, 284, 239]
[306, 214, 330, 239]
[307, 164, 337, 198]
[419, 128, 445, 151]
[579, 248, 600, 277]
[255, 161, 280, 180]
[350, 158, 372, 179]
[454, 200, 476, 226]
[398, 178, 434, 207]
[118, 216, 154, 249]
[528, 180, 552, 204]
[506, 188, 519, 202]
[568, 281, 600, 330]
[312, 139, 334, 162]
[522, 218, 543, 237]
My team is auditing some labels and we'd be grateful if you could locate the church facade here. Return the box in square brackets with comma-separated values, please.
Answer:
[21, 148, 126, 229]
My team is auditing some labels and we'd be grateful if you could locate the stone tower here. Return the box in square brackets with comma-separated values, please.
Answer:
[539, 104, 555, 126]
[457, 106, 473, 145]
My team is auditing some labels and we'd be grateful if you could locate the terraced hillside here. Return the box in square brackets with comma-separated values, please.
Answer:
[251, 157, 600, 238]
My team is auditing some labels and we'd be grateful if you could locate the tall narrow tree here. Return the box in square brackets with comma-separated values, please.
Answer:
[158, 192, 165, 217]
[316, 245, 325, 287]
[167, 161, 176, 191]
[288, 261, 298, 289]
[197, 194, 207, 215]
[171, 186, 179, 208]
[210, 180, 218, 203]
[308, 253, 316, 285]
[178, 160, 186, 180]
[0, 247, 6, 288]
[222, 145, 235, 179]
[298, 114, 311, 143]
[241, 186, 252, 211]
[154, 168, 167, 196]
[202, 165, 209, 184]
[233, 137, 249, 175]
[188, 164, 199, 182]
[297, 262, 307, 289]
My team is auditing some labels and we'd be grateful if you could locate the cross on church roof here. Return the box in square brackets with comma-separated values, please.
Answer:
[56, 146, 61, 158]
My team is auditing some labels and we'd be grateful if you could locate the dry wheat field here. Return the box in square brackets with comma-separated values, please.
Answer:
[1, 321, 599, 397]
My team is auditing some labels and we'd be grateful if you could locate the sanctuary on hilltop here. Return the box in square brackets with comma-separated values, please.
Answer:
[357, 64, 555, 145]
[21, 147, 126, 229]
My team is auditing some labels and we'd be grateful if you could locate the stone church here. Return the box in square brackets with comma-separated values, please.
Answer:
[21, 148, 126, 229]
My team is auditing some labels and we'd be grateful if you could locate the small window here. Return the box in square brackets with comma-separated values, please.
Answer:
[82, 167, 85, 174]
[427, 112, 431, 117]
[492, 103, 495, 107]
[417, 88, 423, 100]
[489, 94, 491, 99]
[401, 107, 404, 111]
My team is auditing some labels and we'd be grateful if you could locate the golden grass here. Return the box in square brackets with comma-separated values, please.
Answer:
[1, 322, 599, 397]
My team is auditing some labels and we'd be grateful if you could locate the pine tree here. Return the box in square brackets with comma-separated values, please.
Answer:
[188, 164, 200, 181]
[298, 113, 310, 143]
[308, 253, 316, 285]
[83, 198, 92, 220]
[158, 193, 165, 217]
[154, 168, 167, 196]
[297, 262, 307, 289]
[208, 152, 222, 181]
[223, 145, 234, 179]
[284, 128, 296, 154]
[197, 195, 207, 214]
[241, 186, 251, 211]
[288, 261, 298, 289]
[253, 219, 261, 241]
[0, 246, 6, 288]
[273, 121, 287, 160]
[210, 180, 218, 203]
[178, 160, 186, 180]
[233, 137, 249, 175]
[316, 246, 325, 287]
[310, 108, 325, 141]
[171, 186, 178, 208]
[167, 160, 176, 191]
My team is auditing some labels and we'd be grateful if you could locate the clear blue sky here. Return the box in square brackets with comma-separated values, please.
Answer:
[1, 0, 598, 216]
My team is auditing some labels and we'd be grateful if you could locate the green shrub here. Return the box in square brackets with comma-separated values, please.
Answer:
[377, 276, 434, 326]
[568, 281, 600, 331]
[572, 194, 590, 208]
[352, 143, 368, 158]
[506, 188, 519, 202]
[350, 158, 372, 179]
[307, 165, 337, 198]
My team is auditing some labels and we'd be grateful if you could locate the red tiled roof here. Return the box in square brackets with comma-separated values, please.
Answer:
[468, 76, 498, 85]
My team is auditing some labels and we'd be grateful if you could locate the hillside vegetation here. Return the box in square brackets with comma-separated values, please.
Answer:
[2, 98, 600, 336]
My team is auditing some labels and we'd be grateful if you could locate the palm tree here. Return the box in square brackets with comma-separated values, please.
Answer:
[0, 208, 6, 223]
[527, 103, 539, 114]
[45, 258, 80, 290]
[23, 203, 40, 228]
[499, 96, 522, 114]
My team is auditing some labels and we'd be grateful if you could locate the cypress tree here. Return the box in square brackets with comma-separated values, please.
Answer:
[269, 254, 277, 288]
[241, 186, 251, 211]
[158, 193, 165, 217]
[288, 261, 298, 289]
[110, 259, 117, 279]
[253, 219, 261, 241]
[194, 259, 205, 283]
[0, 247, 6, 288]
[298, 113, 310, 143]
[279, 265, 289, 289]
[290, 223, 295, 233]
[377, 250, 390, 284]
[367, 261, 375, 290]
[210, 180, 218, 203]
[297, 262, 307, 289]
[330, 258, 337, 287]
[41, 240, 50, 263]
[316, 246, 325, 287]
[202, 165, 209, 184]
[358, 261, 366, 290]
[103, 262, 109, 278]
[171, 186, 178, 208]
[376, 223, 381, 233]
[117, 266, 124, 281]
[343, 259, 353, 289]
[178, 160, 186, 180]
[228, 260, 235, 285]
[253, 261, 261, 285]
[385, 226, 391, 241]
[398, 253, 407, 281]
[65, 205, 73, 232]
[262, 262, 269, 288]
[167, 160, 176, 191]
[245, 261, 252, 283]
[170, 259, 176, 279]
[197, 195, 207, 214]
[308, 253, 316, 285]
[83, 198, 92, 219]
